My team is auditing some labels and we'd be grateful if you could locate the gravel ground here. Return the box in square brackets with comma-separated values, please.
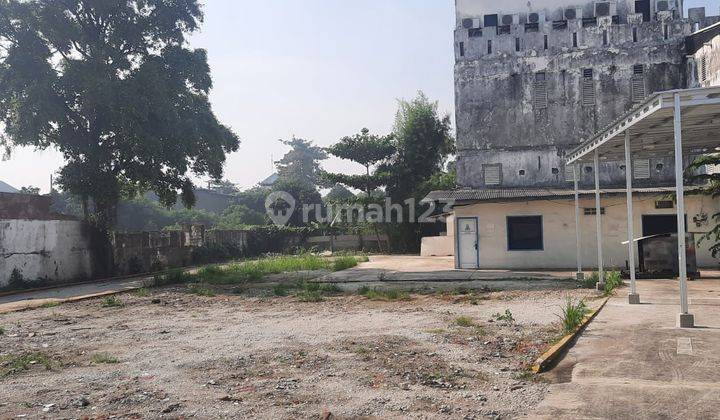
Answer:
[0, 285, 601, 419]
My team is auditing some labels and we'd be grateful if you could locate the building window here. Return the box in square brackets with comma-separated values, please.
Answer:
[534, 72, 548, 109]
[634, 159, 650, 179]
[544, 35, 549, 50]
[701, 56, 707, 83]
[565, 166, 576, 182]
[584, 208, 606, 215]
[483, 164, 502, 186]
[487, 40, 493, 54]
[663, 24, 669, 40]
[602, 30, 608, 45]
[572, 32, 578, 47]
[515, 37, 521, 52]
[632, 27, 638, 42]
[459, 42, 465, 57]
[582, 68, 595, 106]
[468, 28, 482, 38]
[507, 216, 543, 251]
[655, 200, 674, 209]
[632, 65, 646, 103]
[519, 169, 526, 176]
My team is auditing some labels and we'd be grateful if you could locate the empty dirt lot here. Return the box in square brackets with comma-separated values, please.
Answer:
[0, 285, 600, 419]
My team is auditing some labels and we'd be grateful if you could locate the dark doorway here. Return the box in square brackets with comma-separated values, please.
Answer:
[642, 215, 681, 236]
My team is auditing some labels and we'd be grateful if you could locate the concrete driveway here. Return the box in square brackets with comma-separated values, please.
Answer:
[530, 279, 720, 419]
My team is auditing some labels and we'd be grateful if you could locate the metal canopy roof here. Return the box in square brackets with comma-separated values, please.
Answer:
[566, 86, 720, 164]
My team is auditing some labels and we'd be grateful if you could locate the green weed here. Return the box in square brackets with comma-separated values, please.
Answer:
[358, 287, 410, 301]
[559, 297, 590, 333]
[454, 316, 476, 327]
[0, 326, 4, 335]
[41, 301, 60, 308]
[187, 284, 216, 297]
[296, 290, 324, 302]
[493, 309, 515, 324]
[135, 288, 150, 297]
[604, 271, 624, 296]
[332, 256, 359, 271]
[101, 296, 123, 308]
[578, 272, 599, 289]
[0, 352, 53, 376]
[90, 353, 119, 364]
[272, 283, 292, 296]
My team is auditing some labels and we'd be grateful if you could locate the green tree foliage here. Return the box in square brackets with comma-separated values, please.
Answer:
[688, 156, 720, 257]
[320, 128, 395, 194]
[115, 198, 217, 232]
[234, 187, 268, 214]
[19, 186, 40, 195]
[215, 204, 266, 229]
[276, 137, 327, 187]
[271, 179, 322, 227]
[0, 0, 239, 231]
[382, 92, 455, 252]
[324, 184, 356, 203]
[207, 179, 239, 195]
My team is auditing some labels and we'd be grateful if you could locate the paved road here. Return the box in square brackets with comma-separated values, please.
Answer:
[530, 279, 720, 419]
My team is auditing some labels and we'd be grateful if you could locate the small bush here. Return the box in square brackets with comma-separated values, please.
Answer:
[101, 296, 123, 308]
[90, 353, 119, 364]
[153, 268, 194, 287]
[41, 301, 60, 309]
[604, 271, 624, 296]
[559, 297, 589, 333]
[135, 288, 150, 297]
[492, 309, 515, 324]
[578, 272, 598, 289]
[272, 283, 292, 296]
[0, 326, 4, 335]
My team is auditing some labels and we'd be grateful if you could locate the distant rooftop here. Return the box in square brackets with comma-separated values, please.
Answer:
[259, 173, 279, 187]
[0, 180, 18, 193]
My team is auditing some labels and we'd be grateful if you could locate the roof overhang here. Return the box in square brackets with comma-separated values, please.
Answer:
[566, 86, 720, 165]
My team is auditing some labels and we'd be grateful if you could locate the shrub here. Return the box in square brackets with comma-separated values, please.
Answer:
[187, 284, 216, 297]
[604, 271, 624, 295]
[135, 288, 150, 297]
[559, 297, 589, 333]
[296, 290, 324, 302]
[578, 272, 599, 289]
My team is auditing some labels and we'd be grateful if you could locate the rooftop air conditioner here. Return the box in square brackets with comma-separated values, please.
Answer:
[627, 13, 644, 24]
[564, 7, 583, 21]
[462, 18, 482, 29]
[528, 11, 546, 24]
[500, 13, 520, 25]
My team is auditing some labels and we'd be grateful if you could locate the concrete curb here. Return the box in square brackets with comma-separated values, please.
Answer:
[531, 297, 610, 374]
[0, 288, 143, 315]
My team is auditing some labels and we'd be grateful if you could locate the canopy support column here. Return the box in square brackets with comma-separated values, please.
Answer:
[624, 131, 640, 304]
[673, 92, 694, 328]
[594, 149, 605, 290]
[574, 164, 583, 280]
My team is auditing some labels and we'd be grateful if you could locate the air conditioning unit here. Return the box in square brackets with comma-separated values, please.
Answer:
[627, 13, 644, 24]
[656, 0, 677, 12]
[598, 15, 613, 27]
[462, 18, 482, 29]
[594, 1, 617, 17]
[657, 10, 673, 21]
[564, 7, 583, 21]
[500, 13, 520, 26]
[527, 11, 546, 24]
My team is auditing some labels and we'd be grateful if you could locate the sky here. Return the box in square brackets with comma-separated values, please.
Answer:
[0, 0, 718, 193]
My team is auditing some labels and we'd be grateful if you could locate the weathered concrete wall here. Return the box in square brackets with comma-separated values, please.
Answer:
[0, 219, 94, 288]
[421, 236, 454, 257]
[0, 193, 74, 220]
[453, 1, 718, 189]
[305, 234, 390, 252]
[690, 31, 720, 88]
[451, 194, 720, 269]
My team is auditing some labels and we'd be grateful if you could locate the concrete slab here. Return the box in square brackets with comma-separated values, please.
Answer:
[529, 279, 720, 419]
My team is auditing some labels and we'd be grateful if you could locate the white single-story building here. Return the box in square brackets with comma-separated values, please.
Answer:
[422, 188, 719, 270]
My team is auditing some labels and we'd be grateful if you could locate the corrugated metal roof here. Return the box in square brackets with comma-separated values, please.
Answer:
[423, 187, 688, 203]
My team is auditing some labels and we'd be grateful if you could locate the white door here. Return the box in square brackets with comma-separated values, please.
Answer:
[457, 217, 479, 269]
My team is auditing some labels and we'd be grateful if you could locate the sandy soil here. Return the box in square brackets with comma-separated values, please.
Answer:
[0, 286, 601, 419]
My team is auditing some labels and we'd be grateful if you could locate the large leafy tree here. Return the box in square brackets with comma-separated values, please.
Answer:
[320, 128, 395, 197]
[382, 92, 455, 252]
[688, 156, 720, 257]
[0, 0, 239, 231]
[275, 137, 327, 187]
